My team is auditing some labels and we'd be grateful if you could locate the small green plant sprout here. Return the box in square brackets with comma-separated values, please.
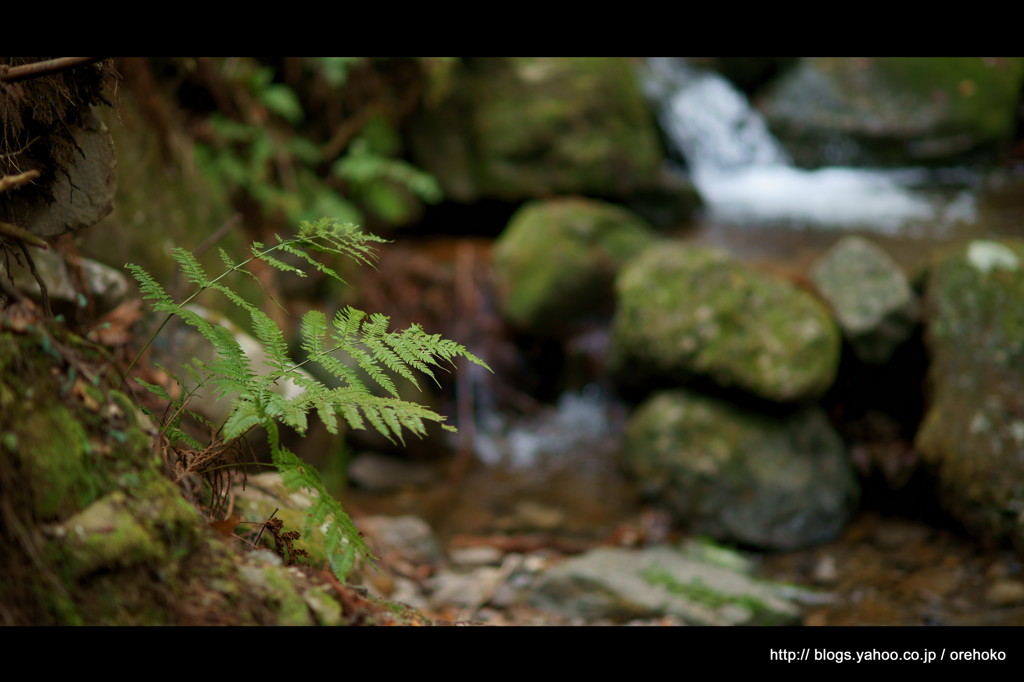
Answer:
[124, 218, 490, 579]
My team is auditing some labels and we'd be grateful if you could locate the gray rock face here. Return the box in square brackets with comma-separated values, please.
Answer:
[811, 236, 918, 364]
[916, 239, 1024, 549]
[611, 242, 840, 403]
[623, 389, 858, 550]
[1, 248, 130, 316]
[529, 545, 803, 625]
[492, 197, 658, 333]
[6, 113, 117, 238]
[760, 57, 1024, 166]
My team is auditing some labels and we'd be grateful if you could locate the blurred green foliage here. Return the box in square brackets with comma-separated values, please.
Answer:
[192, 57, 443, 230]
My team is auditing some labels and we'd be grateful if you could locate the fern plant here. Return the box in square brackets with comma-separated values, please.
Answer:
[125, 218, 489, 579]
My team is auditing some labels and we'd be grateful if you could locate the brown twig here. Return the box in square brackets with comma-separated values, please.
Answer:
[16, 242, 51, 319]
[192, 213, 242, 259]
[0, 58, 107, 83]
[253, 508, 279, 549]
[321, 106, 375, 162]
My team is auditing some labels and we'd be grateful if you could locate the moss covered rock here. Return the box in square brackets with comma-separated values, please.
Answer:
[761, 57, 1024, 166]
[529, 545, 802, 625]
[916, 239, 1024, 549]
[611, 242, 840, 403]
[623, 389, 857, 550]
[410, 57, 664, 202]
[493, 197, 659, 333]
[0, 329, 159, 521]
[0, 322, 427, 625]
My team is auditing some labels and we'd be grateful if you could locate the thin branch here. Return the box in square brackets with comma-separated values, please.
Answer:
[321, 107, 374, 162]
[0, 58, 107, 83]
[192, 213, 242, 259]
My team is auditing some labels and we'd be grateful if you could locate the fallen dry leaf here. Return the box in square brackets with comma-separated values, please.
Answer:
[209, 516, 243, 538]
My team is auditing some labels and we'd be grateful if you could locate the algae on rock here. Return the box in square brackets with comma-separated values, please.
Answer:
[493, 197, 659, 334]
[916, 239, 1024, 550]
[611, 242, 840, 403]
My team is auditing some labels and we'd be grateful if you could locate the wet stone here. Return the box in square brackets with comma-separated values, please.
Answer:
[811, 236, 919, 364]
[985, 580, 1024, 607]
[623, 389, 858, 551]
[529, 546, 802, 625]
[450, 545, 504, 566]
[358, 515, 445, 567]
[348, 451, 438, 493]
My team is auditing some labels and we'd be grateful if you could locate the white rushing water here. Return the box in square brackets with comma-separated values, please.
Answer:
[643, 57, 974, 233]
[474, 385, 623, 470]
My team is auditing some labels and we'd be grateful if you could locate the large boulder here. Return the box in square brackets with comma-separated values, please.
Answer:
[409, 58, 664, 203]
[916, 239, 1024, 549]
[610, 242, 840, 403]
[623, 389, 858, 550]
[492, 197, 659, 334]
[760, 57, 1024, 166]
[811, 236, 919, 364]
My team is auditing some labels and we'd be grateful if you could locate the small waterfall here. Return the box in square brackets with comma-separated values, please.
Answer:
[474, 385, 624, 472]
[645, 57, 790, 172]
[644, 58, 973, 233]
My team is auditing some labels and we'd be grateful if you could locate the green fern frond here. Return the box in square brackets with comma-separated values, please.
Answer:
[125, 264, 174, 308]
[172, 247, 211, 288]
[345, 342, 400, 399]
[248, 307, 291, 373]
[205, 281, 259, 316]
[125, 217, 491, 580]
[298, 311, 370, 393]
[363, 329, 420, 390]
[170, 306, 221, 352]
[222, 400, 260, 441]
[277, 241, 345, 284]
[134, 377, 171, 401]
[217, 247, 236, 272]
